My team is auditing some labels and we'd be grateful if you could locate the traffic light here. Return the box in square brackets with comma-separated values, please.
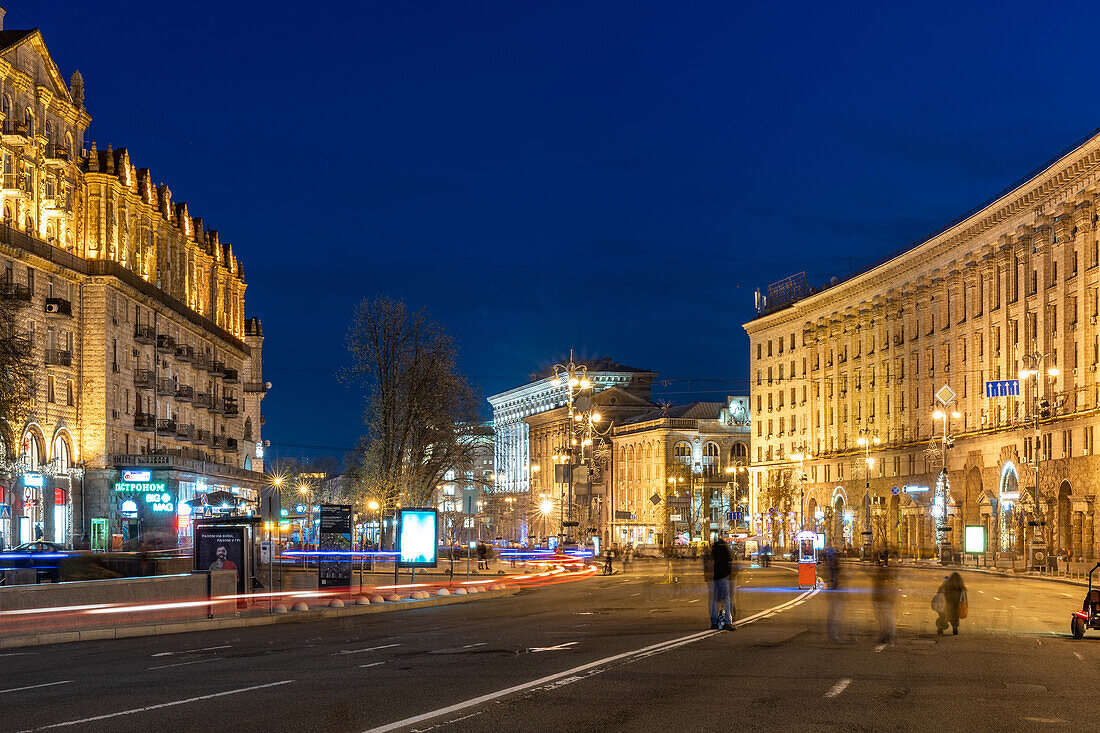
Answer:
[1038, 398, 1051, 420]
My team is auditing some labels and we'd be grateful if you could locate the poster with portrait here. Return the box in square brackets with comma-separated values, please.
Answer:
[194, 524, 247, 594]
[397, 508, 438, 568]
[318, 504, 353, 588]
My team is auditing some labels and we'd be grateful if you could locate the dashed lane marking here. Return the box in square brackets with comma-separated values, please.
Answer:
[335, 644, 400, 656]
[824, 679, 851, 698]
[148, 658, 219, 671]
[993, 597, 1002, 601]
[150, 645, 230, 658]
[0, 680, 72, 695]
[1075, 652, 1085, 661]
[359, 662, 386, 669]
[35, 680, 294, 729]
[874, 644, 888, 653]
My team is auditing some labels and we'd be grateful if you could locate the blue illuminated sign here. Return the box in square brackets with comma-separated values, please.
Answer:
[985, 379, 1020, 398]
[397, 508, 438, 568]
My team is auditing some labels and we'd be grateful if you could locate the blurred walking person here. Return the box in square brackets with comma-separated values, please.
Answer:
[934, 572, 967, 635]
[710, 536, 736, 630]
[825, 545, 849, 643]
[872, 562, 897, 645]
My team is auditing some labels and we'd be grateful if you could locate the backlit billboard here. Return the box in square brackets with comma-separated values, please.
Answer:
[397, 508, 438, 568]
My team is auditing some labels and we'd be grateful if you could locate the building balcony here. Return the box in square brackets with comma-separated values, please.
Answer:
[213, 434, 227, 449]
[222, 368, 239, 384]
[208, 359, 225, 375]
[175, 423, 194, 441]
[44, 348, 71, 367]
[134, 369, 156, 389]
[134, 413, 156, 432]
[194, 392, 213, 410]
[174, 344, 194, 362]
[0, 282, 31, 303]
[44, 195, 72, 213]
[223, 399, 239, 417]
[44, 144, 70, 168]
[243, 381, 268, 393]
[44, 297, 71, 316]
[194, 429, 211, 445]
[134, 325, 156, 344]
[156, 378, 176, 396]
[226, 437, 238, 451]
[209, 397, 225, 415]
[192, 353, 211, 371]
[1, 120, 31, 145]
[175, 384, 194, 402]
[156, 334, 175, 353]
[157, 418, 176, 434]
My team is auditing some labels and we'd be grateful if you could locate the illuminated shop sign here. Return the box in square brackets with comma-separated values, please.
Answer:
[122, 470, 152, 482]
[24, 474, 43, 488]
[113, 481, 168, 493]
[144, 492, 174, 513]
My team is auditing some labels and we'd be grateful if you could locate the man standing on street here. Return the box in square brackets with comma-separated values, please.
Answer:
[710, 536, 736, 631]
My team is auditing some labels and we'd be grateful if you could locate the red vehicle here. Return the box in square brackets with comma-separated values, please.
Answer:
[1071, 562, 1100, 638]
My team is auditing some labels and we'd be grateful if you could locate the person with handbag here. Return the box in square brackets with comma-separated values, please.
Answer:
[934, 572, 968, 635]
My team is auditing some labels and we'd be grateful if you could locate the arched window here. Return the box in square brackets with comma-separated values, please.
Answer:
[52, 434, 71, 473]
[627, 445, 635, 481]
[673, 441, 692, 466]
[22, 429, 43, 469]
[644, 444, 652, 479]
[731, 442, 747, 460]
[244, 416, 253, 442]
[23, 108, 33, 136]
[66, 131, 73, 153]
[1, 95, 9, 118]
[45, 119, 53, 143]
[701, 442, 720, 478]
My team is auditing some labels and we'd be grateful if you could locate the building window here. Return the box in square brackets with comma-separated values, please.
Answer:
[701, 442, 720, 477]
[66, 380, 74, 406]
[47, 375, 55, 403]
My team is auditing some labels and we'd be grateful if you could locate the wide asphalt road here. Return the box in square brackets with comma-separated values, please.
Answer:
[1, 560, 1096, 731]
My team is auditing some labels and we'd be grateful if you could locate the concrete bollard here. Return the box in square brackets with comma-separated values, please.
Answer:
[272, 604, 288, 614]
[385, 594, 402, 602]
[329, 599, 345, 608]
[370, 595, 385, 604]
[354, 596, 371, 606]
[466, 587, 478, 594]
[436, 588, 450, 596]
[453, 588, 467, 595]
[290, 602, 309, 612]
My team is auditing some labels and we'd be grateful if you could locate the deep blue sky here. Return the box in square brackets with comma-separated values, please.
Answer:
[12, 2, 1100, 463]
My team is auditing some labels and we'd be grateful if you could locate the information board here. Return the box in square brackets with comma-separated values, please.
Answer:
[318, 504, 353, 588]
[397, 508, 438, 568]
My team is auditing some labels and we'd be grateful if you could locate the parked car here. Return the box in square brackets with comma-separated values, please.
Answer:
[0, 541, 70, 583]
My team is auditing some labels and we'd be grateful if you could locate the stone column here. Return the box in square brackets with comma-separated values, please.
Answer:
[1086, 503, 1096, 560]
[1072, 510, 1083, 559]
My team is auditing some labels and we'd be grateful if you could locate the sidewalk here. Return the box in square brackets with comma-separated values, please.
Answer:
[844, 556, 1098, 590]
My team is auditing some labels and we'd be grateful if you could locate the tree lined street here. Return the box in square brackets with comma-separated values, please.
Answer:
[1, 563, 1094, 731]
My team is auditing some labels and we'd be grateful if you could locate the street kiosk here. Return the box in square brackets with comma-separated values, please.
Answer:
[795, 530, 818, 589]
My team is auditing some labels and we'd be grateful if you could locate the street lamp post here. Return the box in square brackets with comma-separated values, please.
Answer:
[1019, 355, 1058, 564]
[790, 444, 811, 533]
[932, 401, 961, 562]
[855, 431, 880, 557]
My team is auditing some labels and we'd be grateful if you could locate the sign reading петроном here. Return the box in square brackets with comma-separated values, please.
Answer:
[113, 481, 168, 493]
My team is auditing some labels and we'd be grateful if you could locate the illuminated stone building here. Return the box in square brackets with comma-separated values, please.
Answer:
[608, 398, 750, 548]
[0, 15, 266, 549]
[487, 358, 656, 542]
[745, 127, 1100, 561]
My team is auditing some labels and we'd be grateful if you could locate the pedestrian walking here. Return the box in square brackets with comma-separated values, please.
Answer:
[476, 541, 487, 570]
[872, 562, 897, 645]
[825, 545, 849, 643]
[934, 572, 968, 635]
[709, 537, 736, 630]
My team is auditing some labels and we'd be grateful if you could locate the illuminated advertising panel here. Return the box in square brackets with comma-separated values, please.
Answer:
[964, 525, 986, 554]
[397, 508, 438, 568]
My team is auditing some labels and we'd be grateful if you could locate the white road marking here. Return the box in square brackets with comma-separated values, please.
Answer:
[0, 680, 72, 695]
[0, 652, 34, 658]
[148, 658, 219, 670]
[688, 599, 700, 603]
[529, 642, 578, 653]
[462, 643, 486, 649]
[993, 597, 1002, 601]
[364, 585, 821, 733]
[824, 678, 851, 698]
[1074, 652, 1084, 661]
[631, 593, 640, 597]
[359, 662, 386, 669]
[38, 680, 294, 729]
[977, 590, 985, 594]
[150, 645, 230, 658]
[1062, 593, 1074, 598]
[874, 644, 888, 653]
[335, 643, 400, 656]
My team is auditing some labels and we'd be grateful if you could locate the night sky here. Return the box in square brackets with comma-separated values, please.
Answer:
[13, 1, 1100, 464]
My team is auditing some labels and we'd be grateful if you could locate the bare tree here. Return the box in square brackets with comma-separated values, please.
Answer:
[343, 296, 482, 511]
[0, 296, 35, 457]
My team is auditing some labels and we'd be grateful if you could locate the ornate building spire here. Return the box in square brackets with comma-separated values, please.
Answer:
[70, 69, 84, 110]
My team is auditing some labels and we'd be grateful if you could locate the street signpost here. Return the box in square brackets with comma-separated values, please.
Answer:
[984, 379, 1021, 398]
